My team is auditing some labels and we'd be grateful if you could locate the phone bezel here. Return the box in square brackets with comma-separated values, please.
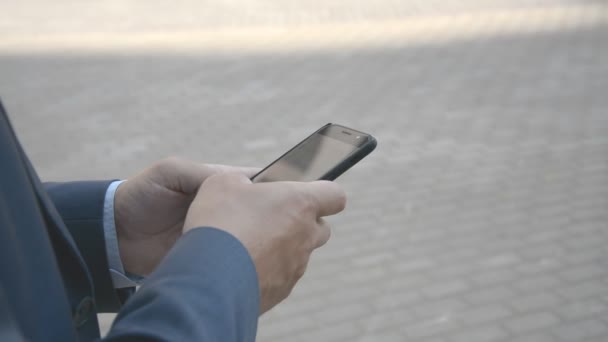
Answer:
[251, 123, 377, 182]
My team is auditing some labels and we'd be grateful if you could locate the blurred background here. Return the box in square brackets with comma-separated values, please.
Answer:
[2, 1, 608, 341]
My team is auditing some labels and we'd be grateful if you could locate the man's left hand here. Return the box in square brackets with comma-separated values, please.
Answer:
[113, 157, 258, 276]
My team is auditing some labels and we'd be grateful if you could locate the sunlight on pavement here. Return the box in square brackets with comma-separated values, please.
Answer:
[0, 4, 606, 55]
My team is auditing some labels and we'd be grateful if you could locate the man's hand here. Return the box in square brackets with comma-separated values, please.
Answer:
[114, 157, 258, 276]
[183, 172, 347, 313]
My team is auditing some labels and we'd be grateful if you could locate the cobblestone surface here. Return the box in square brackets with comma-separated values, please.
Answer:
[1, 1, 608, 341]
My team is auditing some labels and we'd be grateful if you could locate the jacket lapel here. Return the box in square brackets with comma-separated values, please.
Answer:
[0, 103, 91, 283]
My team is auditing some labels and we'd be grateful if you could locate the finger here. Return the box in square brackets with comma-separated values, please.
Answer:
[170, 159, 219, 194]
[302, 181, 347, 217]
[313, 218, 332, 249]
[155, 158, 258, 194]
[212, 171, 253, 186]
[204, 164, 261, 178]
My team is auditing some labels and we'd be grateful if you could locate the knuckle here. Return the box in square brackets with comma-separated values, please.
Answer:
[312, 230, 329, 250]
[204, 172, 244, 191]
[323, 181, 347, 211]
[163, 156, 183, 166]
[294, 259, 309, 279]
[295, 265, 306, 279]
[337, 189, 347, 211]
[322, 223, 332, 242]
[329, 183, 347, 211]
[155, 156, 183, 172]
[281, 285, 294, 301]
[205, 173, 230, 187]
[202, 172, 221, 185]
[282, 187, 309, 212]
[296, 191, 316, 215]
[219, 172, 245, 185]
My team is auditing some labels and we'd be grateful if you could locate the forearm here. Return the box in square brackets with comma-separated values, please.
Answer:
[105, 228, 260, 342]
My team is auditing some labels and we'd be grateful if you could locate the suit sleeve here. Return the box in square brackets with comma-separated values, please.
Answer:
[45, 181, 260, 340]
[105, 227, 260, 342]
[45, 181, 134, 312]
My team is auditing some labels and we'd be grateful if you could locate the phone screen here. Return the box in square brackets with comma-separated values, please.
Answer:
[252, 126, 364, 183]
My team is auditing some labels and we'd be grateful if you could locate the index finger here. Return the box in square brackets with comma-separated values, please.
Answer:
[302, 181, 347, 217]
[204, 164, 261, 178]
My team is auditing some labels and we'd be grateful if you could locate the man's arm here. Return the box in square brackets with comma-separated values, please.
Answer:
[45, 178, 260, 341]
[105, 227, 259, 341]
[45, 159, 345, 341]
[45, 181, 133, 312]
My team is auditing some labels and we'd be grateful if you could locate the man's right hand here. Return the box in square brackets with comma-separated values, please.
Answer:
[183, 172, 347, 314]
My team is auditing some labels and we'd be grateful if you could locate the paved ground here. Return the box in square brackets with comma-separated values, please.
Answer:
[1, 1, 608, 341]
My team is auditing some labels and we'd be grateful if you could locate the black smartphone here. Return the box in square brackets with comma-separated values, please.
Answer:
[251, 123, 377, 183]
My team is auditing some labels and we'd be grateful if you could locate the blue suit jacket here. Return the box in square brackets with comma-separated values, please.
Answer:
[0, 100, 259, 341]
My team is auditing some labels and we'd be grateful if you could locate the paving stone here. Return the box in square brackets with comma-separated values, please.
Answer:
[552, 319, 608, 341]
[505, 312, 561, 334]
[403, 317, 461, 339]
[458, 304, 514, 326]
[510, 333, 557, 342]
[313, 303, 370, 325]
[558, 282, 608, 301]
[422, 280, 470, 299]
[360, 308, 414, 333]
[298, 321, 360, 342]
[465, 286, 518, 305]
[509, 292, 562, 313]
[450, 325, 507, 342]
[556, 300, 608, 321]
[257, 315, 317, 340]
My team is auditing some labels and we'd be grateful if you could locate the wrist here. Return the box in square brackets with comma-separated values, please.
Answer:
[112, 181, 139, 276]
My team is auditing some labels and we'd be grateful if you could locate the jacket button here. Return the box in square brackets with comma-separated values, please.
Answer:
[73, 296, 94, 328]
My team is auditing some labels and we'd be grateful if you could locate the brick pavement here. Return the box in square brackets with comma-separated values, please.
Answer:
[1, 1, 607, 341]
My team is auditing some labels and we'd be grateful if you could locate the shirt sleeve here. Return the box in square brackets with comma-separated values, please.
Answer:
[103, 180, 144, 288]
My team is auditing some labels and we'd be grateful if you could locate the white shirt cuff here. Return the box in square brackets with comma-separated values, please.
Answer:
[103, 180, 143, 288]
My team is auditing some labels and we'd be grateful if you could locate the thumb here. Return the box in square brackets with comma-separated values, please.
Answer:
[207, 171, 253, 187]
[149, 157, 221, 195]
[151, 157, 258, 195]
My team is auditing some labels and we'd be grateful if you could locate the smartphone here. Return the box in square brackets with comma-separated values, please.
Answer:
[251, 123, 377, 183]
